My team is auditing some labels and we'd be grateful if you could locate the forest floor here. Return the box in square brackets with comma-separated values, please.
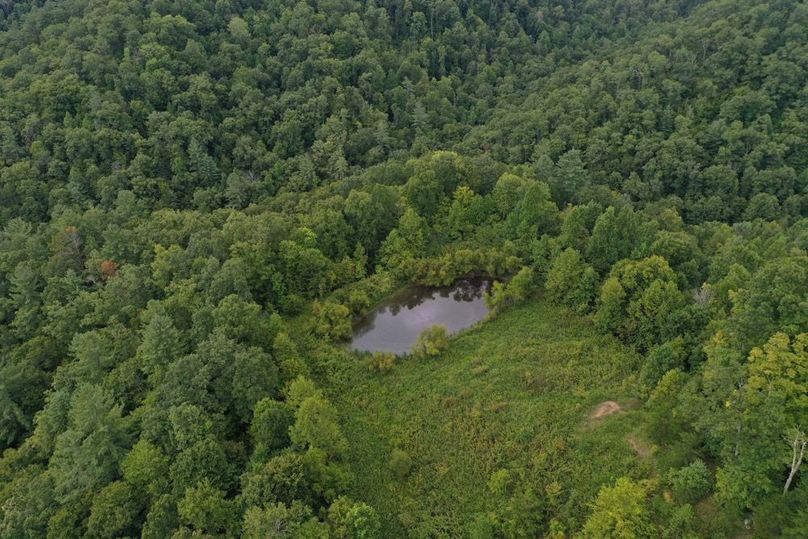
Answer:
[333, 297, 657, 537]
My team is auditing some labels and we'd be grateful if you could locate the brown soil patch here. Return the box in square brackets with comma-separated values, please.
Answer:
[626, 433, 651, 459]
[590, 400, 622, 419]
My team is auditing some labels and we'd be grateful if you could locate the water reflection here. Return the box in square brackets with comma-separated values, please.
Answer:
[350, 277, 491, 355]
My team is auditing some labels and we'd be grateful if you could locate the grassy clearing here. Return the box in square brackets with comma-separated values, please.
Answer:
[332, 297, 656, 537]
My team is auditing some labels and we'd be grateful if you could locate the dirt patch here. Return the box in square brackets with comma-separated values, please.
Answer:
[626, 433, 651, 459]
[590, 400, 622, 419]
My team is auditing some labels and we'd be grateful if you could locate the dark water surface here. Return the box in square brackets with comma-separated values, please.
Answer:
[350, 278, 491, 354]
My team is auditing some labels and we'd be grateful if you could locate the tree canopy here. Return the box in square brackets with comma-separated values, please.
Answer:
[0, 0, 806, 536]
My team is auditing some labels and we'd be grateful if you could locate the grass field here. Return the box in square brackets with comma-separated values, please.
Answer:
[332, 298, 657, 537]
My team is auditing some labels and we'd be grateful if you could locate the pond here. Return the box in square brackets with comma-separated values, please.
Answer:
[350, 277, 491, 355]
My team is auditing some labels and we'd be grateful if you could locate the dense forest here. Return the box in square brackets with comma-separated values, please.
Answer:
[0, 0, 806, 537]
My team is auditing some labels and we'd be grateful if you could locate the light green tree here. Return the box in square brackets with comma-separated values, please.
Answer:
[411, 325, 450, 358]
[177, 480, 238, 537]
[486, 266, 535, 314]
[582, 477, 656, 538]
[86, 481, 142, 539]
[312, 301, 353, 341]
[290, 395, 349, 458]
[545, 248, 598, 313]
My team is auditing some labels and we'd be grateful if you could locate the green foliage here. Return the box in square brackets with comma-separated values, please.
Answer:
[646, 369, 693, 449]
[335, 299, 645, 535]
[667, 460, 712, 504]
[285, 377, 322, 409]
[137, 304, 185, 381]
[0, 465, 57, 539]
[407, 247, 521, 287]
[389, 449, 412, 480]
[232, 347, 280, 423]
[582, 477, 656, 538]
[380, 208, 428, 278]
[167, 403, 217, 452]
[405, 152, 468, 218]
[468, 513, 498, 539]
[595, 256, 684, 350]
[211, 294, 278, 349]
[649, 231, 703, 287]
[487, 469, 512, 499]
[48, 385, 133, 504]
[550, 149, 590, 207]
[712, 333, 808, 510]
[587, 206, 651, 274]
[744, 193, 781, 221]
[169, 437, 234, 495]
[662, 504, 699, 539]
[641, 338, 688, 386]
[545, 248, 598, 313]
[250, 398, 294, 455]
[411, 325, 450, 359]
[628, 279, 686, 351]
[529, 235, 562, 283]
[177, 480, 238, 537]
[365, 352, 396, 374]
[47, 495, 89, 539]
[493, 173, 529, 218]
[242, 502, 323, 539]
[511, 181, 560, 244]
[447, 186, 490, 240]
[121, 440, 169, 496]
[273, 332, 310, 385]
[327, 496, 382, 539]
[727, 255, 808, 352]
[559, 202, 602, 253]
[86, 481, 142, 539]
[496, 487, 547, 538]
[290, 395, 349, 458]
[485, 267, 535, 314]
[141, 495, 179, 539]
[0, 0, 805, 536]
[241, 452, 310, 508]
[313, 301, 353, 341]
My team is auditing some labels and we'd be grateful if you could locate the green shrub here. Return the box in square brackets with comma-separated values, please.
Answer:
[667, 459, 712, 504]
[412, 325, 449, 358]
[328, 496, 381, 539]
[468, 513, 498, 539]
[641, 338, 688, 386]
[485, 266, 535, 314]
[345, 290, 371, 316]
[582, 477, 655, 538]
[662, 504, 697, 539]
[545, 248, 598, 313]
[389, 449, 412, 479]
[280, 294, 306, 315]
[365, 352, 396, 374]
[487, 469, 511, 498]
[313, 301, 352, 340]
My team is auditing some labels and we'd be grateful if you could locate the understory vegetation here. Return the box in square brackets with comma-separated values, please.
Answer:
[0, 0, 806, 537]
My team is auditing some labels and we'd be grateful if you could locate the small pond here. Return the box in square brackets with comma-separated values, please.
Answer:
[350, 277, 491, 355]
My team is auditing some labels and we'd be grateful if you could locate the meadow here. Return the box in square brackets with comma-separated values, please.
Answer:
[335, 298, 654, 537]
